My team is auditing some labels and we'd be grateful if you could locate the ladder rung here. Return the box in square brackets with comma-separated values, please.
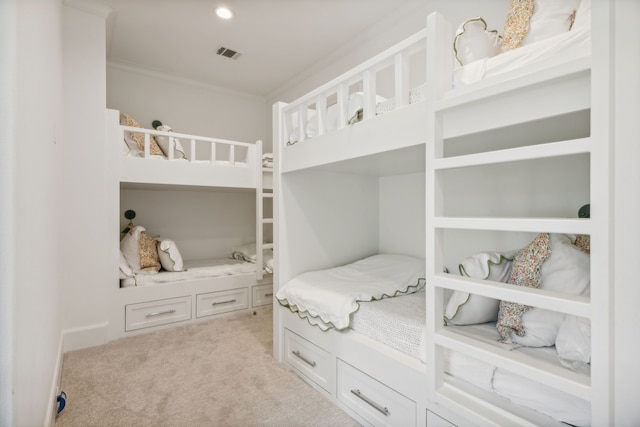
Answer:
[262, 218, 274, 224]
[261, 193, 273, 198]
[262, 243, 274, 250]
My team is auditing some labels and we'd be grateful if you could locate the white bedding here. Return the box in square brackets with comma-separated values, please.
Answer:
[351, 293, 591, 426]
[276, 254, 425, 330]
[121, 257, 267, 288]
[453, 27, 590, 88]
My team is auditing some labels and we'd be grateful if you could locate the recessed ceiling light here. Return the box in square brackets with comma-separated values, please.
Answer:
[215, 6, 234, 20]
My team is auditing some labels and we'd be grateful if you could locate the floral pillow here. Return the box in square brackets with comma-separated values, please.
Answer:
[497, 233, 590, 346]
[119, 113, 164, 156]
[120, 225, 161, 274]
[501, 0, 581, 53]
[501, 0, 536, 53]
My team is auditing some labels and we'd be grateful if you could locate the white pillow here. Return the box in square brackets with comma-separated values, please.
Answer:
[522, 0, 582, 46]
[154, 125, 187, 160]
[571, 0, 591, 33]
[510, 233, 590, 347]
[453, 17, 502, 66]
[231, 242, 258, 262]
[119, 250, 133, 279]
[556, 312, 591, 371]
[157, 239, 185, 272]
[445, 251, 514, 325]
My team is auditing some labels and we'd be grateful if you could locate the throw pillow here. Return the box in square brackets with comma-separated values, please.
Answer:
[119, 113, 164, 156]
[157, 239, 185, 272]
[453, 17, 502, 66]
[501, 0, 536, 53]
[445, 251, 514, 325]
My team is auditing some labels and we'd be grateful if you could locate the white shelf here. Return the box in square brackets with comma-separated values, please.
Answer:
[435, 329, 590, 401]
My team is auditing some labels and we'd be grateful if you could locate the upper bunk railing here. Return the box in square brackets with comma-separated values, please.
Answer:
[280, 28, 427, 149]
[120, 125, 256, 167]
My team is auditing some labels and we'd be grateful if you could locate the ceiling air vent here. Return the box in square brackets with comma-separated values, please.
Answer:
[216, 46, 241, 60]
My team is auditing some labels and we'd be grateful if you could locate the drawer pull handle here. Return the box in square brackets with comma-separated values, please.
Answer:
[145, 309, 176, 317]
[212, 299, 237, 306]
[350, 389, 390, 416]
[265, 293, 273, 297]
[292, 350, 316, 367]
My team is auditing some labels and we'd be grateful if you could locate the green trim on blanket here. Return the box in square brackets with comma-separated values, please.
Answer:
[277, 278, 426, 332]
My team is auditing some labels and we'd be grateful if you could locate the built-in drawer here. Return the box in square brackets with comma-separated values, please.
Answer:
[337, 359, 416, 427]
[125, 296, 191, 332]
[196, 287, 249, 318]
[252, 283, 273, 307]
[427, 410, 456, 427]
[284, 328, 332, 392]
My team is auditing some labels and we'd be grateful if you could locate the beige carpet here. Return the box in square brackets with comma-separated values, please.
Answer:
[55, 309, 361, 427]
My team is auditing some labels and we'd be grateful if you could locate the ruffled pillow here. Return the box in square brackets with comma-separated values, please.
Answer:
[453, 17, 502, 66]
[157, 239, 185, 272]
[445, 251, 514, 325]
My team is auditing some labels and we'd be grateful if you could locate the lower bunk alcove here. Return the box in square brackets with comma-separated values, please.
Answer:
[110, 184, 273, 340]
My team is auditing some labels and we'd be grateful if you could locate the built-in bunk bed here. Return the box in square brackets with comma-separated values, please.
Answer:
[273, 1, 605, 426]
[106, 109, 274, 339]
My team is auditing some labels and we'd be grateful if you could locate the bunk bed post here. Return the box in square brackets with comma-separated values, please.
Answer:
[256, 139, 264, 281]
[272, 102, 286, 363]
[424, 10, 452, 405]
[589, 0, 613, 424]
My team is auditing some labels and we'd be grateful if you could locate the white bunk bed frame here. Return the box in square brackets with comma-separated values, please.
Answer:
[106, 108, 273, 340]
[272, 3, 626, 426]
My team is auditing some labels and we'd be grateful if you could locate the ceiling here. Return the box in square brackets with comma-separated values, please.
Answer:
[104, 0, 422, 99]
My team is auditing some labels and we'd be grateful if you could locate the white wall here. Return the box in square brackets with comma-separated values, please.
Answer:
[2, 0, 64, 424]
[120, 188, 256, 261]
[379, 173, 425, 259]
[107, 64, 268, 148]
[60, 1, 112, 348]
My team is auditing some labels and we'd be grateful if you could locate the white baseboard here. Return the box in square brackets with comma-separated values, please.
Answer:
[46, 333, 64, 426]
[62, 321, 109, 353]
[45, 322, 109, 426]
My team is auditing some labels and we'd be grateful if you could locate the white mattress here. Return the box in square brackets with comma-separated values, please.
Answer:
[351, 292, 591, 426]
[453, 27, 590, 88]
[121, 258, 259, 288]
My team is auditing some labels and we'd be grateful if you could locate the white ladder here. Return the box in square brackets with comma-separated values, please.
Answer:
[256, 140, 273, 280]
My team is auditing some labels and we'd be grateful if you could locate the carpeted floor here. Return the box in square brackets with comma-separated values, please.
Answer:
[55, 309, 361, 427]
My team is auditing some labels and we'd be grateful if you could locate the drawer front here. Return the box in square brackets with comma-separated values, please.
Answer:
[196, 287, 249, 318]
[284, 329, 332, 392]
[252, 283, 273, 307]
[125, 296, 191, 332]
[337, 359, 416, 427]
[427, 410, 456, 427]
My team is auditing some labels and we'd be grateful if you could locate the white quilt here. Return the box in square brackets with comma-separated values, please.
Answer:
[276, 254, 425, 331]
